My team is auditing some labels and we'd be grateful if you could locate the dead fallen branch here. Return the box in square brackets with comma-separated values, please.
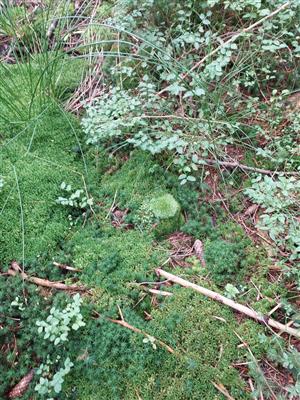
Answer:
[7, 262, 86, 292]
[156, 269, 300, 339]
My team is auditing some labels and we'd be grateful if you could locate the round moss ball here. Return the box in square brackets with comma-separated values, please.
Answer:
[149, 194, 182, 237]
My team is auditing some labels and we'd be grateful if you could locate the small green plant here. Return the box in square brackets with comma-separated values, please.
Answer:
[56, 182, 93, 209]
[36, 293, 85, 345]
[224, 284, 240, 299]
[134, 202, 156, 231]
[35, 356, 74, 399]
[34, 294, 85, 398]
[11, 296, 25, 311]
[143, 335, 157, 350]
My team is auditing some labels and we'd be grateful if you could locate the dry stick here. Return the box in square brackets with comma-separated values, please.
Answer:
[108, 318, 175, 354]
[147, 288, 173, 297]
[156, 269, 300, 339]
[7, 262, 86, 292]
[248, 378, 258, 400]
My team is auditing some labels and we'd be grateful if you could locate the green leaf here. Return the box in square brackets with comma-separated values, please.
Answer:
[194, 87, 205, 96]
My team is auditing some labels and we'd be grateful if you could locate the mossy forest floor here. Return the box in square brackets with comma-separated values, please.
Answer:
[0, 63, 288, 400]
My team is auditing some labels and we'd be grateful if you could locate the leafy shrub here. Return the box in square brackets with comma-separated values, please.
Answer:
[245, 175, 300, 271]
[82, 0, 300, 185]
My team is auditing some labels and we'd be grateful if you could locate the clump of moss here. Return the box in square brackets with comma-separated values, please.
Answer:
[204, 239, 245, 284]
[68, 225, 164, 307]
[98, 151, 167, 210]
[0, 106, 87, 265]
[149, 193, 180, 219]
[149, 193, 182, 237]
[0, 155, 77, 265]
[66, 288, 252, 399]
[132, 193, 182, 237]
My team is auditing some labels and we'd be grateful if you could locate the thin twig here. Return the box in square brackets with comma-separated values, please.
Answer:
[147, 288, 173, 297]
[106, 189, 118, 219]
[211, 382, 235, 400]
[268, 303, 281, 316]
[248, 378, 258, 400]
[138, 280, 170, 286]
[108, 317, 175, 354]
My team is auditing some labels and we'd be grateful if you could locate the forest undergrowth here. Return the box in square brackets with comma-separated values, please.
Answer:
[0, 1, 299, 399]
